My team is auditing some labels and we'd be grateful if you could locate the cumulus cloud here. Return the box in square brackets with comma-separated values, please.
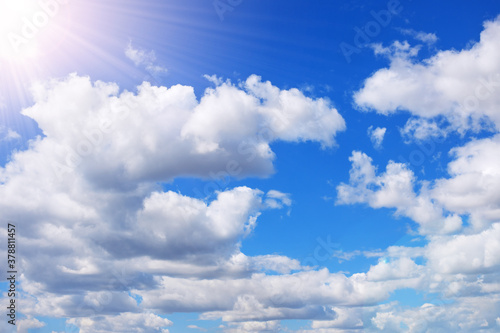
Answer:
[343, 29, 500, 309]
[17, 317, 46, 333]
[274, 14, 500, 333]
[399, 117, 448, 142]
[19, 74, 344, 188]
[0, 74, 348, 332]
[367, 126, 386, 148]
[431, 134, 500, 230]
[67, 313, 172, 333]
[100, 187, 265, 261]
[370, 296, 500, 332]
[426, 223, 500, 275]
[355, 15, 500, 137]
[336, 151, 462, 234]
[224, 320, 281, 333]
[333, 140, 500, 332]
[3, 53, 500, 331]
[283, 295, 500, 333]
[141, 266, 423, 323]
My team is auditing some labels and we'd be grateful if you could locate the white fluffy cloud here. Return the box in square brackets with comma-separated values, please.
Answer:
[336, 151, 462, 234]
[20, 73, 344, 187]
[431, 134, 500, 230]
[370, 296, 500, 332]
[399, 117, 448, 142]
[334, 141, 500, 331]
[319, 13, 500, 333]
[426, 223, 500, 275]
[367, 126, 386, 148]
[0, 74, 348, 332]
[101, 187, 265, 261]
[67, 313, 172, 333]
[3, 52, 500, 331]
[355, 15, 500, 137]
[224, 320, 280, 333]
[17, 317, 46, 333]
[337, 137, 500, 235]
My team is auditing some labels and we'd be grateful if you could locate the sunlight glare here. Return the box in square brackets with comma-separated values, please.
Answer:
[0, 0, 69, 62]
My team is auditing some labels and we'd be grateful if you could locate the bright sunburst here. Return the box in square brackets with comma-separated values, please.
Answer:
[0, 0, 71, 62]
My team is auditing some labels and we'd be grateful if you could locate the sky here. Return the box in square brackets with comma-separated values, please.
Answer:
[1, 0, 500, 332]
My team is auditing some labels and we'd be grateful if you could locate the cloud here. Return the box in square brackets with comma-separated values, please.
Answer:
[282, 295, 500, 332]
[18, 317, 46, 333]
[367, 126, 386, 148]
[125, 42, 168, 76]
[90, 187, 267, 262]
[0, 74, 348, 331]
[431, 134, 500, 230]
[145, 267, 419, 321]
[310, 307, 364, 330]
[370, 296, 500, 332]
[336, 151, 462, 235]
[426, 223, 500, 275]
[332, 140, 500, 331]
[0, 127, 21, 141]
[67, 313, 172, 333]
[366, 257, 423, 281]
[371, 40, 421, 60]
[263, 190, 292, 209]
[4, 64, 500, 332]
[224, 320, 281, 333]
[337, 135, 500, 235]
[399, 117, 448, 142]
[187, 325, 207, 331]
[400, 28, 438, 44]
[19, 74, 344, 189]
[355, 16, 500, 137]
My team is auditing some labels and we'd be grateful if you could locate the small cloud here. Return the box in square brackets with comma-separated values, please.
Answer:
[187, 325, 207, 331]
[322, 195, 334, 202]
[332, 249, 384, 263]
[400, 118, 448, 142]
[371, 41, 421, 60]
[264, 190, 292, 216]
[368, 126, 386, 149]
[400, 28, 438, 44]
[300, 83, 315, 93]
[18, 317, 46, 333]
[264, 190, 291, 209]
[203, 74, 224, 86]
[0, 127, 21, 141]
[5, 128, 21, 140]
[125, 41, 168, 77]
[332, 250, 362, 262]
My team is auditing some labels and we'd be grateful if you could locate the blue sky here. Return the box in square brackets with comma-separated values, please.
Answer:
[1, 0, 500, 332]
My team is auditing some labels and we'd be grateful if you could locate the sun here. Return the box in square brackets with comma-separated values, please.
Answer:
[0, 0, 70, 62]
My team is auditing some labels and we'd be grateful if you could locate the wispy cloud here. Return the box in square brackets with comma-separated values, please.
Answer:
[125, 41, 168, 76]
[400, 28, 438, 44]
